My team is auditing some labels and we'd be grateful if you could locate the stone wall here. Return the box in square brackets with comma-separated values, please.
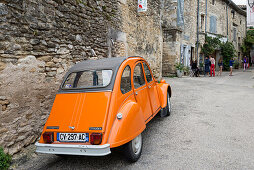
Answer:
[0, 0, 167, 155]
[0, 0, 124, 155]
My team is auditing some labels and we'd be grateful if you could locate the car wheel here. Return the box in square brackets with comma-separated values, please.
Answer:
[160, 92, 171, 117]
[166, 92, 171, 116]
[123, 134, 142, 162]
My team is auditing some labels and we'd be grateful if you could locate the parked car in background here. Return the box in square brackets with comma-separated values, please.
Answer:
[36, 56, 172, 162]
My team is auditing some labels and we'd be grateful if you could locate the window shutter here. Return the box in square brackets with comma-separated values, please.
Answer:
[209, 16, 217, 33]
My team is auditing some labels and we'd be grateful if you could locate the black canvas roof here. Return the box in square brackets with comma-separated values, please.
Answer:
[68, 57, 128, 73]
[58, 57, 131, 93]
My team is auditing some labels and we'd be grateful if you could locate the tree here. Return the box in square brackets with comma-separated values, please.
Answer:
[220, 41, 236, 71]
[201, 35, 221, 57]
[242, 28, 254, 56]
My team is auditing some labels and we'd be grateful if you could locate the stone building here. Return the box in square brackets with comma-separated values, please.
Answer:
[0, 0, 247, 154]
[162, 0, 247, 76]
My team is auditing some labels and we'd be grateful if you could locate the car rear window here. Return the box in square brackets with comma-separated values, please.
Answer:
[62, 70, 113, 89]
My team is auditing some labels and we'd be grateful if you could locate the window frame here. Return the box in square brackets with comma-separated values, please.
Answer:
[61, 69, 113, 90]
[142, 62, 153, 83]
[133, 62, 146, 89]
[120, 65, 132, 94]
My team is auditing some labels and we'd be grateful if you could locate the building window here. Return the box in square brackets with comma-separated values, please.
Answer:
[212, 0, 215, 5]
[209, 16, 217, 34]
[201, 14, 205, 32]
[233, 28, 237, 41]
[231, 10, 235, 19]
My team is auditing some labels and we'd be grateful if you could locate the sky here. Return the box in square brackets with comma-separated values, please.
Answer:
[232, 0, 246, 5]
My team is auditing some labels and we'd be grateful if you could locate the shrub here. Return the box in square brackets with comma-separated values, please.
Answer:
[0, 147, 12, 170]
[220, 41, 236, 71]
[201, 35, 221, 57]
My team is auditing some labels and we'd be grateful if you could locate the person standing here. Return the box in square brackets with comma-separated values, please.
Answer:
[229, 58, 234, 76]
[204, 56, 210, 76]
[243, 56, 248, 71]
[191, 60, 199, 77]
[210, 56, 215, 77]
[217, 58, 223, 76]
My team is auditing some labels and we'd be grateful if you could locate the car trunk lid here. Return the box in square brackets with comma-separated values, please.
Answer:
[45, 92, 112, 133]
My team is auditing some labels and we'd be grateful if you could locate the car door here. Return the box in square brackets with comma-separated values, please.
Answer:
[142, 62, 161, 115]
[133, 62, 153, 121]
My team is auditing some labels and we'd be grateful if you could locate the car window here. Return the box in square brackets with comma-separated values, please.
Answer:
[133, 63, 146, 89]
[120, 65, 132, 94]
[142, 63, 153, 83]
[62, 70, 113, 89]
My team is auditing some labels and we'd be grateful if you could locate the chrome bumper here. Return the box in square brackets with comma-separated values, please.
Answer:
[35, 142, 111, 156]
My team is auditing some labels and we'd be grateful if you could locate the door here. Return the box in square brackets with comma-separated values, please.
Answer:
[142, 62, 160, 115]
[133, 62, 153, 121]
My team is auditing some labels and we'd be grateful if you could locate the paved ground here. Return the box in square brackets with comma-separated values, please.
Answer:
[14, 68, 254, 170]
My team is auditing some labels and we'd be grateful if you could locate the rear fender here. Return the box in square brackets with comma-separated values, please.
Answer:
[107, 100, 146, 148]
[157, 83, 171, 108]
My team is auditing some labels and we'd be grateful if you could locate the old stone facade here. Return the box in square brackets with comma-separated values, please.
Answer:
[0, 0, 165, 155]
[162, 0, 247, 76]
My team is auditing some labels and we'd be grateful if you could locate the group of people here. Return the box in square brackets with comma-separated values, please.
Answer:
[204, 56, 235, 76]
[204, 56, 223, 76]
[191, 56, 250, 77]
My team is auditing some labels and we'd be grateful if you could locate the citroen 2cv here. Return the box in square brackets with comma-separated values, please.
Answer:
[36, 56, 172, 162]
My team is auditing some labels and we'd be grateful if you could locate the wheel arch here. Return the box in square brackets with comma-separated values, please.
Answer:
[107, 100, 146, 148]
[157, 83, 171, 108]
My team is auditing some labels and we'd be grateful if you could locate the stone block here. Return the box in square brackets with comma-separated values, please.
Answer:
[0, 3, 8, 16]
[37, 56, 52, 62]
[30, 39, 40, 45]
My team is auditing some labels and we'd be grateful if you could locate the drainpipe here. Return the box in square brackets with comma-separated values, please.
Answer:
[227, 0, 232, 40]
[205, 0, 207, 33]
[196, 0, 200, 61]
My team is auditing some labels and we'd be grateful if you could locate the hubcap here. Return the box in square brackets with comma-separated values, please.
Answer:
[131, 134, 142, 155]
[168, 93, 171, 112]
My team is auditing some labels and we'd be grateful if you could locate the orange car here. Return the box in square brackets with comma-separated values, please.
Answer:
[36, 56, 172, 162]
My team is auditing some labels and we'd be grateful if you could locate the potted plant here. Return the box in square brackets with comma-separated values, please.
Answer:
[175, 62, 184, 78]
[183, 66, 190, 76]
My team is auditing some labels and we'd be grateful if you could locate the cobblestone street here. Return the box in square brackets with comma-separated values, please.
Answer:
[16, 68, 254, 170]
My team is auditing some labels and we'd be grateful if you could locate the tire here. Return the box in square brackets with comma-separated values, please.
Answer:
[166, 92, 171, 116]
[123, 134, 142, 162]
[160, 92, 171, 117]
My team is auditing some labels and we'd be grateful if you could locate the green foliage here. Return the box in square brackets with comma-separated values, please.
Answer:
[220, 41, 236, 71]
[201, 35, 221, 57]
[242, 29, 254, 56]
[0, 147, 12, 170]
[201, 34, 237, 71]
[175, 62, 184, 71]
[233, 59, 239, 69]
[183, 66, 190, 74]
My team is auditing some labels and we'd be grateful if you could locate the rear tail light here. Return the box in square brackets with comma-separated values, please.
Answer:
[43, 132, 54, 144]
[90, 133, 102, 145]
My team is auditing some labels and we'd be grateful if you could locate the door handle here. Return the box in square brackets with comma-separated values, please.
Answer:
[135, 92, 138, 95]
[148, 85, 151, 89]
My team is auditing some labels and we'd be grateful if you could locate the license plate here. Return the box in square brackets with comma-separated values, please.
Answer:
[57, 133, 89, 143]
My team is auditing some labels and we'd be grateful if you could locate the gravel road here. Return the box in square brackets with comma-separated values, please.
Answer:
[15, 68, 254, 170]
